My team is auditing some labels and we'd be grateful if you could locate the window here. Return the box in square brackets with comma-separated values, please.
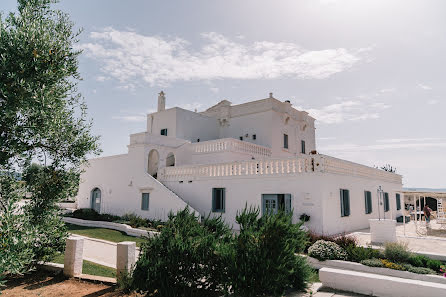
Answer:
[301, 140, 306, 154]
[340, 189, 350, 217]
[141, 193, 149, 211]
[364, 191, 372, 214]
[396, 193, 401, 210]
[160, 128, 168, 136]
[212, 188, 225, 213]
[262, 194, 292, 215]
[384, 192, 390, 212]
[239, 136, 243, 141]
[252, 134, 257, 140]
[283, 134, 288, 149]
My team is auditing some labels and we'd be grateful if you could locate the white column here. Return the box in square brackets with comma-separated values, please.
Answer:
[64, 237, 84, 277]
[116, 241, 136, 278]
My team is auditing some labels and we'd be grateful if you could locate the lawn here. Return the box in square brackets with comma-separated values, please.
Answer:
[65, 223, 147, 247]
[51, 253, 116, 278]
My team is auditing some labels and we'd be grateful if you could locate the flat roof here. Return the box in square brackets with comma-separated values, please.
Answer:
[401, 188, 446, 197]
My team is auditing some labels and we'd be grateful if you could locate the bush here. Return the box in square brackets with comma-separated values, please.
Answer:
[299, 213, 310, 222]
[130, 208, 233, 297]
[333, 234, 358, 249]
[306, 232, 357, 252]
[345, 245, 382, 262]
[381, 259, 404, 271]
[408, 254, 426, 267]
[230, 207, 311, 297]
[408, 266, 436, 274]
[71, 208, 101, 220]
[308, 240, 347, 261]
[384, 242, 411, 263]
[361, 258, 384, 268]
[401, 264, 436, 275]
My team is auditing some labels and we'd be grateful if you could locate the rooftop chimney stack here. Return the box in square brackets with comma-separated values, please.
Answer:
[158, 91, 165, 112]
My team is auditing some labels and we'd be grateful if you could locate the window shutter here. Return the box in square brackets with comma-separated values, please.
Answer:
[368, 192, 372, 213]
[285, 194, 292, 213]
[364, 191, 368, 214]
[396, 194, 401, 210]
[221, 189, 225, 212]
[262, 195, 266, 215]
[212, 188, 216, 212]
[345, 190, 350, 216]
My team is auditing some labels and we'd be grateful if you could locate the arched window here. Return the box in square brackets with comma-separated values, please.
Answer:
[90, 188, 101, 213]
[166, 152, 175, 167]
[148, 149, 160, 178]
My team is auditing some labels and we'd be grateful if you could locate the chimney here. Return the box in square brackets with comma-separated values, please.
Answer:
[157, 91, 165, 112]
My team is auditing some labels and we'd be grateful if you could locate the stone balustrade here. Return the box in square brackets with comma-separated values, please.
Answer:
[159, 156, 312, 180]
[191, 138, 272, 158]
[159, 153, 402, 184]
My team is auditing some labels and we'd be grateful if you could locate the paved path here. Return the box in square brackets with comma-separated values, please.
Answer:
[70, 234, 140, 268]
[350, 220, 446, 257]
[286, 284, 368, 297]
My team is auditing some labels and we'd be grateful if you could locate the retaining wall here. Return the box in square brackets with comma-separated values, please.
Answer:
[63, 217, 158, 238]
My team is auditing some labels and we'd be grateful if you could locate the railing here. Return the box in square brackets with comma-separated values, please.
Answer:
[191, 138, 272, 158]
[318, 155, 402, 184]
[159, 156, 312, 180]
[159, 153, 402, 184]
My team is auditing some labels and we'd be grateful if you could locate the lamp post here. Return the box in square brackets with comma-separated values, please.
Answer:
[377, 186, 384, 221]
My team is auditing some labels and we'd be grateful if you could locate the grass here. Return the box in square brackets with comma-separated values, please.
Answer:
[308, 269, 320, 283]
[51, 253, 116, 278]
[65, 223, 147, 247]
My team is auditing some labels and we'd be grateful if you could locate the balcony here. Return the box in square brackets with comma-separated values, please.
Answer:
[191, 138, 272, 158]
[158, 154, 402, 184]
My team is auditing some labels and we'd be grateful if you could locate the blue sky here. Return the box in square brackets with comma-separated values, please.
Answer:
[2, 0, 445, 187]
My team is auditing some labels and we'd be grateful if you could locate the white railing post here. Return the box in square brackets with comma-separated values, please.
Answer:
[117, 241, 136, 278]
[64, 237, 84, 277]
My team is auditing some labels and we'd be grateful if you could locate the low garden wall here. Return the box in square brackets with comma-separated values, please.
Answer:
[62, 217, 159, 238]
[58, 201, 77, 209]
[307, 256, 446, 285]
[319, 267, 446, 297]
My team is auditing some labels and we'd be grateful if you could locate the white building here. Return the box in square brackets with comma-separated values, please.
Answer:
[76, 92, 403, 235]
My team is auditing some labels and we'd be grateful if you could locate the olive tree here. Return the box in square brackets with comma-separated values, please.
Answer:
[0, 0, 99, 285]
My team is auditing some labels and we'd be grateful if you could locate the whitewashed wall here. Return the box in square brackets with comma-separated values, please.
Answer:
[77, 151, 197, 221]
[162, 172, 402, 235]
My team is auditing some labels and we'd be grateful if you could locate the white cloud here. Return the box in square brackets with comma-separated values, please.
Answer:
[302, 100, 390, 124]
[81, 28, 364, 86]
[428, 99, 438, 105]
[112, 103, 203, 122]
[112, 115, 146, 122]
[376, 138, 444, 143]
[320, 141, 446, 152]
[210, 87, 219, 93]
[418, 83, 432, 90]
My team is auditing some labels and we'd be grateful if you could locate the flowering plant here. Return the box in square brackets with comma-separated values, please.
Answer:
[440, 265, 446, 277]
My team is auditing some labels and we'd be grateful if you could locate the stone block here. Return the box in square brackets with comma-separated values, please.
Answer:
[64, 237, 84, 277]
[116, 241, 136, 278]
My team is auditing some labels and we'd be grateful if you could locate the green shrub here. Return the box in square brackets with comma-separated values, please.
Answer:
[308, 240, 347, 261]
[384, 242, 411, 263]
[360, 258, 384, 268]
[333, 234, 358, 249]
[409, 266, 436, 274]
[408, 254, 426, 267]
[230, 207, 311, 297]
[345, 245, 382, 262]
[426, 258, 443, 272]
[401, 264, 436, 275]
[306, 232, 357, 252]
[71, 208, 101, 220]
[130, 208, 232, 297]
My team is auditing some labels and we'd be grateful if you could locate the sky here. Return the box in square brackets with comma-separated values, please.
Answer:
[1, 0, 445, 188]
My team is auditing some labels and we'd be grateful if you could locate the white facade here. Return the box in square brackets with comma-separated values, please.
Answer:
[76, 92, 403, 235]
